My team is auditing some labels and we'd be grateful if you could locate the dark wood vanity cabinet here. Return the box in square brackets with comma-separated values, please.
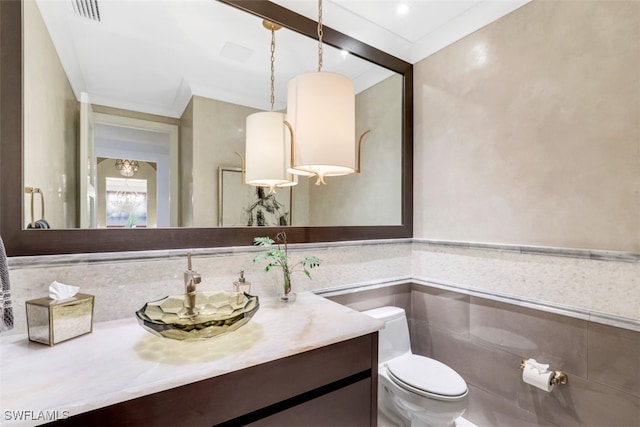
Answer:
[54, 333, 378, 427]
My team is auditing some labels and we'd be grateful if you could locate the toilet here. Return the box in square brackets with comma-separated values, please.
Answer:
[363, 306, 468, 427]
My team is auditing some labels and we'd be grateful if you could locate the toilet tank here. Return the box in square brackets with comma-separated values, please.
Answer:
[362, 306, 411, 363]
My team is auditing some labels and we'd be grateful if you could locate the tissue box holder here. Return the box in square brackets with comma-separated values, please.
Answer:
[26, 293, 94, 346]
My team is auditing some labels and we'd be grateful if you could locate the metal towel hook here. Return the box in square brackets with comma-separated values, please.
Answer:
[24, 187, 47, 229]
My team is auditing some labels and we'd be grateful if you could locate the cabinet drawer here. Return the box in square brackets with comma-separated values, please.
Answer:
[248, 378, 372, 427]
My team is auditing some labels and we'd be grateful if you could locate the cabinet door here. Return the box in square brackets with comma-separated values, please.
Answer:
[248, 378, 372, 427]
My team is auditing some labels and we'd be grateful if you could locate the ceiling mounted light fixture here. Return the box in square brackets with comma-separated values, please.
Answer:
[115, 159, 139, 177]
[236, 20, 297, 194]
[285, 0, 370, 185]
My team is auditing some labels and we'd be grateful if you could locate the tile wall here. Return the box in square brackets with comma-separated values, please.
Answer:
[412, 286, 640, 427]
[413, 0, 640, 253]
[412, 240, 640, 325]
[327, 284, 640, 427]
[6, 238, 639, 425]
[6, 240, 412, 335]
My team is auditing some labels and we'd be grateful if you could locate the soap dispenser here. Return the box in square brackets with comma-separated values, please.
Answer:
[233, 271, 252, 298]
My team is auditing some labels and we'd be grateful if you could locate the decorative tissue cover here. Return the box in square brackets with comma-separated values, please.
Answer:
[135, 291, 259, 340]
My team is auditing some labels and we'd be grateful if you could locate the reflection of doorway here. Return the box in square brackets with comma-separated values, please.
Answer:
[79, 93, 96, 228]
[105, 177, 148, 228]
[99, 160, 156, 227]
[92, 113, 179, 227]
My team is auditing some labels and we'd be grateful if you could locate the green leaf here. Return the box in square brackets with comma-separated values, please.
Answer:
[252, 232, 321, 282]
[253, 236, 275, 247]
[302, 255, 322, 269]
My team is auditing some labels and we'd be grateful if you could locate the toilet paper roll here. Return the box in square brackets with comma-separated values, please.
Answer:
[522, 366, 554, 392]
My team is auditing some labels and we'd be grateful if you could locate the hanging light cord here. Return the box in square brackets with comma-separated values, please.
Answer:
[317, 0, 323, 72]
[270, 26, 276, 111]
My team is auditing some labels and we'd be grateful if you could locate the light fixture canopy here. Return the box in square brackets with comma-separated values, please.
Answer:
[239, 20, 296, 194]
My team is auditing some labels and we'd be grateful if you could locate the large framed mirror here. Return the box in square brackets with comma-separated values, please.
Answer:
[0, 0, 413, 256]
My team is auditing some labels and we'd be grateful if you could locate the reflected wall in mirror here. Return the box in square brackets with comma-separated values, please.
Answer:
[1, 0, 412, 255]
[22, 0, 402, 230]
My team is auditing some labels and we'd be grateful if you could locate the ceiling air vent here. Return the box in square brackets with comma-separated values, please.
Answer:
[71, 0, 101, 22]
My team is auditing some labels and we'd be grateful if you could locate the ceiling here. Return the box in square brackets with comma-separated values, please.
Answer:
[33, 0, 531, 119]
[271, 0, 531, 64]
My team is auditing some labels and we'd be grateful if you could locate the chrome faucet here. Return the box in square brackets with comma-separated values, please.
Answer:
[184, 252, 202, 317]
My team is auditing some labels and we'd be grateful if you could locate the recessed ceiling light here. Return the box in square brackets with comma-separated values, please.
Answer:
[396, 3, 409, 15]
[341, 49, 349, 59]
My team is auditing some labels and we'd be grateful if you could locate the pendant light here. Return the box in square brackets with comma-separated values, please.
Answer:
[236, 20, 297, 194]
[285, 0, 369, 185]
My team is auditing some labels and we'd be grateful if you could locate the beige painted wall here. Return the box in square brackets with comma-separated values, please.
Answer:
[414, 0, 640, 252]
[23, 0, 77, 229]
[309, 74, 403, 226]
[189, 96, 258, 227]
[178, 78, 404, 229]
[181, 97, 308, 228]
[291, 177, 310, 226]
[183, 74, 403, 228]
[179, 99, 194, 227]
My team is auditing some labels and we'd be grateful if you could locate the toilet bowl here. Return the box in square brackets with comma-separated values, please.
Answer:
[363, 306, 468, 427]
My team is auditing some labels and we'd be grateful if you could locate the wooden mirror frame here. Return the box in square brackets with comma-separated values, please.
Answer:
[0, 0, 413, 256]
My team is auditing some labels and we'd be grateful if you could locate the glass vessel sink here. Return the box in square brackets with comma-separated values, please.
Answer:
[135, 291, 259, 340]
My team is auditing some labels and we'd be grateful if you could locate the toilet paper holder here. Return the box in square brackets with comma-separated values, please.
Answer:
[519, 359, 568, 385]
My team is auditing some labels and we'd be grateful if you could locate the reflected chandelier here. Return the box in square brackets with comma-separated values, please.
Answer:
[115, 159, 139, 177]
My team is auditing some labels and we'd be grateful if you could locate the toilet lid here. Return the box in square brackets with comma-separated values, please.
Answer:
[386, 354, 468, 400]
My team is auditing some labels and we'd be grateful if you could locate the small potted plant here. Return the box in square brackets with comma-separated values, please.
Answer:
[253, 231, 321, 302]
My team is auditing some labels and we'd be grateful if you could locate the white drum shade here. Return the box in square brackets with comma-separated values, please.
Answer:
[286, 71, 356, 184]
[245, 111, 296, 193]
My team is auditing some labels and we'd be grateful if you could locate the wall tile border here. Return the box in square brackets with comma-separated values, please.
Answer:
[315, 278, 411, 298]
[7, 238, 639, 331]
[6, 239, 413, 269]
[329, 279, 640, 333]
[414, 239, 640, 263]
[10, 237, 637, 269]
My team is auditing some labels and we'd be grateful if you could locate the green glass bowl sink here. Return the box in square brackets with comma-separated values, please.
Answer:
[135, 290, 260, 340]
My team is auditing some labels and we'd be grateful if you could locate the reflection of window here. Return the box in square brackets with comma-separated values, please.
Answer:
[106, 177, 147, 228]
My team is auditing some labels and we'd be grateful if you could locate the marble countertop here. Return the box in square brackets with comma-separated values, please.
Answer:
[0, 292, 383, 426]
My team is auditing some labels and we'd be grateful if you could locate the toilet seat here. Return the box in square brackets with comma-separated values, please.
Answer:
[386, 354, 468, 402]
